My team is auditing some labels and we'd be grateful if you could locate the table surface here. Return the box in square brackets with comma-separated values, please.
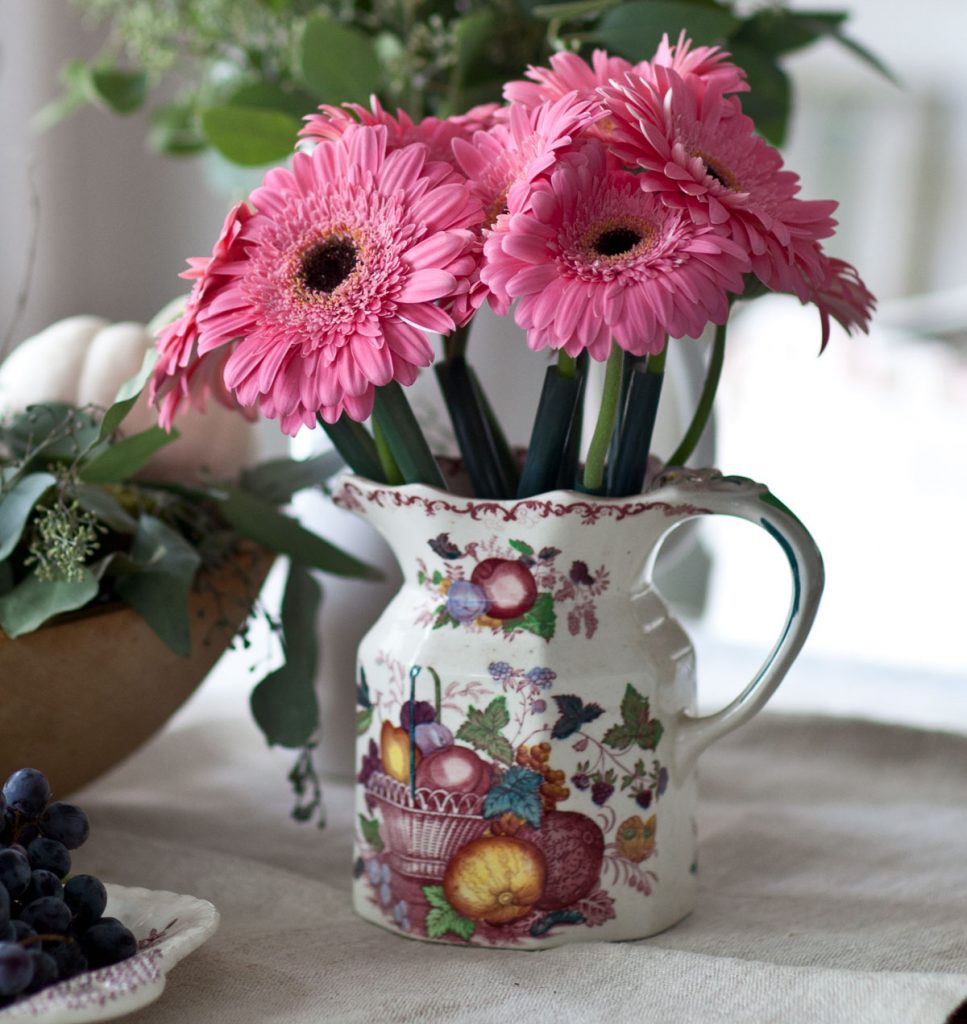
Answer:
[67, 642, 967, 1024]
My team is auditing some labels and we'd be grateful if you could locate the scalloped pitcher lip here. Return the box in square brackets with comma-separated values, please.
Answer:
[328, 466, 712, 521]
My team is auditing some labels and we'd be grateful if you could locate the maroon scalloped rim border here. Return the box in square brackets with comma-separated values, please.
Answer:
[332, 480, 711, 524]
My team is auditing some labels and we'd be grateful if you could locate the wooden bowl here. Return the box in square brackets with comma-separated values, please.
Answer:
[0, 545, 274, 795]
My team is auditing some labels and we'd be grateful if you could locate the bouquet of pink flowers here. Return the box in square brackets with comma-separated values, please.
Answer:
[150, 33, 874, 499]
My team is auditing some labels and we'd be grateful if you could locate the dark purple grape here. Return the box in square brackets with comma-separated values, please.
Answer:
[635, 789, 653, 810]
[0, 923, 13, 942]
[488, 661, 513, 681]
[45, 939, 87, 981]
[19, 897, 72, 936]
[23, 950, 57, 994]
[2, 770, 49, 818]
[0, 849, 30, 899]
[0, 886, 8, 927]
[591, 781, 614, 806]
[11, 921, 35, 943]
[39, 803, 90, 851]
[399, 700, 435, 731]
[569, 560, 594, 586]
[0, 942, 32, 996]
[64, 876, 107, 930]
[80, 919, 137, 969]
[22, 870, 62, 905]
[26, 838, 70, 879]
[570, 772, 591, 791]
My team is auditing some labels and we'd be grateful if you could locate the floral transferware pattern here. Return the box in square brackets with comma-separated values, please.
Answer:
[415, 534, 609, 640]
[354, 656, 664, 945]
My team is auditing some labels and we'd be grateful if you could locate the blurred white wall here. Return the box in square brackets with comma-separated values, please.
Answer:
[0, 0, 224, 350]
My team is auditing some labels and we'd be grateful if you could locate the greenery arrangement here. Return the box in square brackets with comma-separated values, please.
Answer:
[46, 0, 891, 163]
[0, 357, 377, 820]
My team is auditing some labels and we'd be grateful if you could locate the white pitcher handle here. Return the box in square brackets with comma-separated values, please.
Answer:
[651, 469, 825, 776]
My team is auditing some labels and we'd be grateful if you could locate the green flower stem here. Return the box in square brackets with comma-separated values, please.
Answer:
[557, 351, 577, 379]
[582, 342, 624, 494]
[371, 417, 404, 486]
[556, 357, 587, 490]
[666, 320, 727, 468]
[468, 366, 520, 494]
[317, 413, 386, 483]
[371, 381, 446, 489]
[435, 355, 511, 498]
[517, 365, 582, 498]
[444, 322, 471, 361]
[608, 343, 667, 497]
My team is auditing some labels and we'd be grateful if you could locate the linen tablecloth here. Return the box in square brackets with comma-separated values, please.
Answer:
[76, 697, 967, 1024]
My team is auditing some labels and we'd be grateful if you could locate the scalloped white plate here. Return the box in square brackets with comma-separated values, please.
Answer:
[0, 884, 219, 1023]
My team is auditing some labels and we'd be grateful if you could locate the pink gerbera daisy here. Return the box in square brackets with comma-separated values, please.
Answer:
[150, 201, 256, 429]
[646, 31, 748, 98]
[450, 92, 601, 320]
[193, 125, 482, 433]
[805, 256, 876, 349]
[504, 49, 635, 109]
[300, 97, 499, 170]
[602, 66, 838, 306]
[481, 140, 749, 359]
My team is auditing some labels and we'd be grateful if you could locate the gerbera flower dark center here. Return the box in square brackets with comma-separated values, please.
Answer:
[593, 227, 642, 257]
[691, 150, 738, 191]
[300, 237, 358, 294]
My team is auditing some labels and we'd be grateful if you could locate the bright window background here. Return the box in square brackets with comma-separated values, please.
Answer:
[690, 0, 967, 724]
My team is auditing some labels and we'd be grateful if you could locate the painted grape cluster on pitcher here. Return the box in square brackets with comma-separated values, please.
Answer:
[353, 530, 670, 946]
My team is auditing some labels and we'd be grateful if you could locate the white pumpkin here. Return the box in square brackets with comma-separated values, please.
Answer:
[0, 314, 257, 481]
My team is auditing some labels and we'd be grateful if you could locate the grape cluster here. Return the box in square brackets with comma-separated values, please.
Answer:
[515, 743, 570, 812]
[0, 768, 137, 1007]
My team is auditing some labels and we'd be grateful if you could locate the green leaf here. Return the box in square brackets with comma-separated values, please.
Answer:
[455, 696, 514, 765]
[0, 405, 100, 463]
[98, 348, 159, 440]
[214, 486, 381, 579]
[356, 707, 374, 735]
[148, 104, 207, 157]
[482, 766, 544, 827]
[726, 45, 791, 146]
[502, 591, 556, 641]
[75, 484, 138, 534]
[509, 540, 534, 557]
[88, 67, 148, 114]
[227, 81, 321, 121]
[297, 15, 382, 104]
[358, 814, 384, 852]
[200, 105, 301, 167]
[250, 564, 322, 747]
[114, 516, 202, 656]
[32, 61, 91, 132]
[831, 32, 899, 85]
[239, 451, 344, 504]
[422, 886, 475, 941]
[0, 569, 98, 637]
[595, 1, 740, 59]
[730, 9, 847, 57]
[80, 427, 179, 485]
[0, 473, 56, 561]
[532, 0, 619, 19]
[603, 684, 665, 751]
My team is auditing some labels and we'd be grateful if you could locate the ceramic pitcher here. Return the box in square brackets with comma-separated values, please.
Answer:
[332, 467, 823, 949]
